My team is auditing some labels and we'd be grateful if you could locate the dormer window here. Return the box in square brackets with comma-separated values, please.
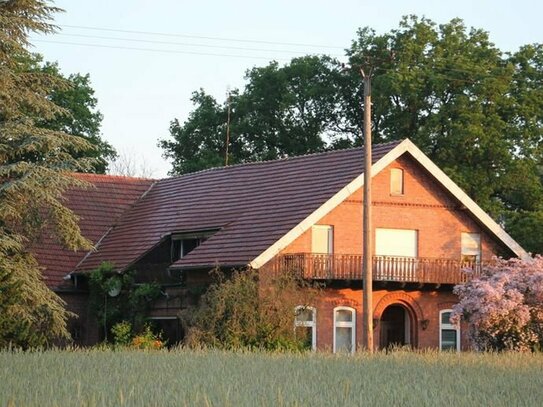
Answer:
[170, 230, 216, 262]
[390, 168, 404, 195]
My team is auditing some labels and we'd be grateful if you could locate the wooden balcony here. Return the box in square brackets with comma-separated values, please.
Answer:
[265, 253, 483, 285]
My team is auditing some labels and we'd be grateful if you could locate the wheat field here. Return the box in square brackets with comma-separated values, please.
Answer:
[1, 348, 542, 406]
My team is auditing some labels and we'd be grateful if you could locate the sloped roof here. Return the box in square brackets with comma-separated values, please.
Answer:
[33, 173, 154, 288]
[75, 141, 402, 272]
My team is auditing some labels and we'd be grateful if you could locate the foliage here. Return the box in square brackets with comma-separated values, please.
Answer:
[0, 0, 100, 348]
[88, 262, 161, 341]
[160, 16, 543, 254]
[452, 256, 543, 351]
[111, 321, 132, 347]
[111, 321, 164, 350]
[36, 57, 116, 173]
[131, 325, 164, 350]
[182, 268, 320, 351]
[1, 349, 543, 406]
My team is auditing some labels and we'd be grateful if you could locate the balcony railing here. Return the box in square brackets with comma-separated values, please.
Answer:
[265, 253, 483, 285]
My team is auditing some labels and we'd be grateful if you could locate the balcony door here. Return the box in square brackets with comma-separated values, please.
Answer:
[375, 228, 418, 280]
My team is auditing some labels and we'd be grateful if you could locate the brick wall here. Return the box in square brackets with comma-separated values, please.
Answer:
[311, 287, 469, 351]
[282, 154, 507, 259]
[278, 153, 508, 350]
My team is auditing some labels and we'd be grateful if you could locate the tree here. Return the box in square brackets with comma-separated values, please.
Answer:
[108, 148, 156, 178]
[452, 256, 543, 351]
[160, 16, 543, 253]
[18, 53, 115, 173]
[159, 56, 342, 174]
[0, 0, 97, 347]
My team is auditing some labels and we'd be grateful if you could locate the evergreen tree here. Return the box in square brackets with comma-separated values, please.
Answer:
[0, 0, 95, 347]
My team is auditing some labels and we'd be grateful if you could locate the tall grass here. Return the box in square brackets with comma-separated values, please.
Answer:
[1, 348, 542, 406]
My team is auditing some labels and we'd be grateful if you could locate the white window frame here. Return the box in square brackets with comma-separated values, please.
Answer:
[333, 306, 356, 354]
[294, 306, 317, 351]
[311, 225, 334, 254]
[461, 232, 481, 262]
[390, 168, 404, 195]
[439, 309, 460, 352]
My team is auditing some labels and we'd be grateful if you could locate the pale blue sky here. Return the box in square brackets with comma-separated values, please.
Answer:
[31, 1, 543, 177]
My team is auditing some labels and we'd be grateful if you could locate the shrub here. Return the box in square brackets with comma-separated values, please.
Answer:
[452, 256, 543, 351]
[181, 268, 320, 351]
[111, 321, 132, 347]
[131, 325, 164, 350]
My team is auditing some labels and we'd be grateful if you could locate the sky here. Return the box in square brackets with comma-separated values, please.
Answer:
[30, 0, 543, 178]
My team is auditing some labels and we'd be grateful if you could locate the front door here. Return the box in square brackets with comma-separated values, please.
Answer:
[380, 305, 410, 349]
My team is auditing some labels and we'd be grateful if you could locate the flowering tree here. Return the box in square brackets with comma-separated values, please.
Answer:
[452, 256, 543, 351]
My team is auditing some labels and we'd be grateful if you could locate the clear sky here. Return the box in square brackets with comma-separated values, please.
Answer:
[30, 0, 543, 177]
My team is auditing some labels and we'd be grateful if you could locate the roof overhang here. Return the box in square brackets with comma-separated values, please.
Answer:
[249, 138, 530, 269]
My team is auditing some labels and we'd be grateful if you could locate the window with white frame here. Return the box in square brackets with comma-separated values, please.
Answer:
[439, 309, 460, 351]
[390, 168, 404, 195]
[294, 306, 316, 351]
[461, 232, 481, 264]
[334, 306, 356, 354]
[311, 225, 333, 254]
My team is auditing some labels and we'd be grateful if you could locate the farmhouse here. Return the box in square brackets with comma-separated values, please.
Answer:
[34, 139, 528, 350]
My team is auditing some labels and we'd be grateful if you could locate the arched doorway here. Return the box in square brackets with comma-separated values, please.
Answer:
[379, 304, 412, 349]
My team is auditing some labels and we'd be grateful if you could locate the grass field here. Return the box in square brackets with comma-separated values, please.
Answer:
[1, 348, 542, 406]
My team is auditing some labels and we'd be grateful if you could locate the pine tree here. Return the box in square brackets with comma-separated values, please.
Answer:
[0, 0, 95, 347]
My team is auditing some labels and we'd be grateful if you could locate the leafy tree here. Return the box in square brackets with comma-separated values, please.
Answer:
[18, 53, 115, 173]
[452, 256, 543, 351]
[160, 56, 342, 174]
[161, 16, 543, 253]
[0, 0, 97, 347]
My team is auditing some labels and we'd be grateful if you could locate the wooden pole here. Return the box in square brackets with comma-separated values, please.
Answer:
[225, 91, 231, 166]
[361, 68, 373, 353]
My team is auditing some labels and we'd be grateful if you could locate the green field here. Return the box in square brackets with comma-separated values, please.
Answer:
[1, 349, 542, 406]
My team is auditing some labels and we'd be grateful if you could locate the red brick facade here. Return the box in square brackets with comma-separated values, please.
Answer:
[276, 155, 508, 351]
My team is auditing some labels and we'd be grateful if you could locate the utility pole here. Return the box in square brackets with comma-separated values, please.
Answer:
[225, 89, 231, 166]
[361, 67, 374, 353]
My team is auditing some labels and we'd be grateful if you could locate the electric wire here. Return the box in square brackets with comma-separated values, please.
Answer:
[32, 39, 294, 61]
[52, 32, 344, 57]
[57, 24, 345, 50]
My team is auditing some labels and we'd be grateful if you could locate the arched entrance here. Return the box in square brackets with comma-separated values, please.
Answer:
[379, 304, 412, 349]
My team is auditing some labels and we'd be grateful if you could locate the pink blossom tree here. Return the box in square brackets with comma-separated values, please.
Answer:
[451, 256, 543, 351]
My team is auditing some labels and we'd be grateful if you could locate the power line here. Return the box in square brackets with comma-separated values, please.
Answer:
[32, 39, 293, 61]
[52, 32, 343, 57]
[58, 24, 345, 50]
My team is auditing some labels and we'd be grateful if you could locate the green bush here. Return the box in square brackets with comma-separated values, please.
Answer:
[181, 268, 320, 351]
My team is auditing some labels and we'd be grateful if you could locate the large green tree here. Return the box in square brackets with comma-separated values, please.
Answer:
[20, 53, 115, 173]
[160, 16, 543, 254]
[0, 0, 96, 347]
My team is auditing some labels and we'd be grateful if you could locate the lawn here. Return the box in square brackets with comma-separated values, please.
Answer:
[1, 348, 542, 406]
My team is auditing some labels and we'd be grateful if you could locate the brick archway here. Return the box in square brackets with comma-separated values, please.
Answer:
[373, 292, 425, 349]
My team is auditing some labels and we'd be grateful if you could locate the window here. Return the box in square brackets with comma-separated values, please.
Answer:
[439, 310, 460, 351]
[311, 225, 333, 254]
[171, 230, 216, 262]
[390, 168, 404, 195]
[294, 306, 316, 351]
[375, 228, 418, 279]
[461, 232, 481, 264]
[333, 306, 356, 353]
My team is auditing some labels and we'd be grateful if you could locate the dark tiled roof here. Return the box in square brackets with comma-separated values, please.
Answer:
[76, 141, 401, 272]
[33, 174, 154, 288]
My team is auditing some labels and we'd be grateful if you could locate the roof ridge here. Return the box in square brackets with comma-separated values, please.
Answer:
[74, 173, 156, 182]
[164, 139, 404, 181]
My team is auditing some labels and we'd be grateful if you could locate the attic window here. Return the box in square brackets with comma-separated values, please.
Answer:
[390, 168, 404, 195]
[171, 230, 216, 262]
